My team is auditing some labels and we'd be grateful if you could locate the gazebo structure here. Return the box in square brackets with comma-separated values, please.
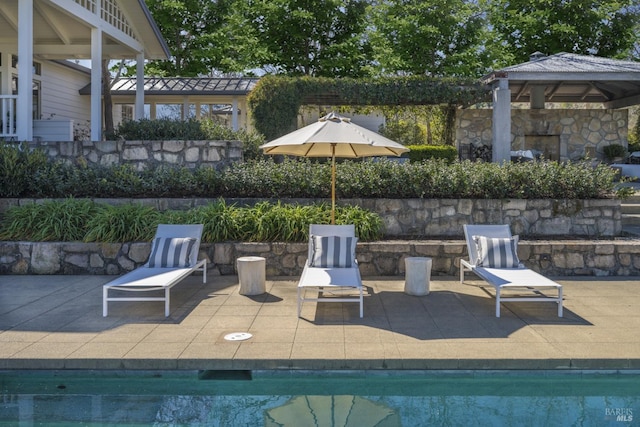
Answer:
[80, 77, 259, 131]
[458, 52, 640, 162]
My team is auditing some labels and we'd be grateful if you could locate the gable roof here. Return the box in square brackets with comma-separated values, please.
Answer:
[483, 52, 640, 108]
[0, 0, 169, 60]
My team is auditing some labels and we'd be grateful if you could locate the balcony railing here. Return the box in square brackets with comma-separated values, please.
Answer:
[0, 95, 17, 140]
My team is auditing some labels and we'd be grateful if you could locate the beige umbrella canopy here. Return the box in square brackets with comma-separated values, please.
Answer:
[259, 112, 409, 224]
[264, 395, 400, 427]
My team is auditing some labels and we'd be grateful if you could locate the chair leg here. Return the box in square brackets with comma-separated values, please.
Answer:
[165, 288, 170, 317]
[202, 259, 207, 283]
[103, 287, 108, 317]
[359, 286, 364, 318]
[495, 288, 501, 318]
[558, 286, 563, 317]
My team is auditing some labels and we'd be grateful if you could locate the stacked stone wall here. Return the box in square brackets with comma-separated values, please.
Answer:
[0, 197, 622, 238]
[2, 239, 639, 277]
[25, 140, 243, 170]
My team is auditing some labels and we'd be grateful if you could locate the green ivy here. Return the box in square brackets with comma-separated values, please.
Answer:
[247, 75, 490, 140]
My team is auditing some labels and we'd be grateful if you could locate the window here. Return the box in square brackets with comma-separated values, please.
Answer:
[121, 105, 133, 122]
[12, 75, 41, 119]
[11, 55, 41, 75]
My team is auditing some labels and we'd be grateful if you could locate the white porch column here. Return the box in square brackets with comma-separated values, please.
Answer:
[90, 27, 103, 141]
[492, 78, 511, 163]
[17, 0, 34, 142]
[135, 53, 145, 120]
[232, 97, 239, 130]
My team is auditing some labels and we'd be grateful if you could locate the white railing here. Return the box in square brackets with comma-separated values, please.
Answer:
[0, 95, 17, 140]
[74, 0, 136, 40]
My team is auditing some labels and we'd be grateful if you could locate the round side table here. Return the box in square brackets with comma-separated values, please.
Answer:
[404, 257, 432, 296]
[237, 256, 266, 295]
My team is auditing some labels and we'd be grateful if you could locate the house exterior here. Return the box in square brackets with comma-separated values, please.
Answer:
[0, 0, 169, 142]
[28, 59, 91, 141]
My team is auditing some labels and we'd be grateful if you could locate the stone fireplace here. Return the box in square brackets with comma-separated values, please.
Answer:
[456, 108, 628, 161]
[523, 135, 560, 161]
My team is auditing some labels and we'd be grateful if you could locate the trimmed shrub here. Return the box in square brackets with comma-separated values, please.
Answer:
[0, 142, 48, 197]
[405, 145, 458, 162]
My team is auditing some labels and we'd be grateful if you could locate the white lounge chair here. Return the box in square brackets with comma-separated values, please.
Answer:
[460, 224, 563, 318]
[297, 224, 364, 318]
[103, 224, 207, 317]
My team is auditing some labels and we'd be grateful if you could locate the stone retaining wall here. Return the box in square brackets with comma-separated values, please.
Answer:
[26, 140, 243, 170]
[2, 239, 639, 277]
[0, 197, 622, 238]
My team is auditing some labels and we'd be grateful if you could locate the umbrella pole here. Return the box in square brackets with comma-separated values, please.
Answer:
[331, 143, 336, 225]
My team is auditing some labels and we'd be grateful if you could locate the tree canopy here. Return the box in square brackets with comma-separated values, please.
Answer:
[487, 0, 640, 65]
[144, 0, 640, 78]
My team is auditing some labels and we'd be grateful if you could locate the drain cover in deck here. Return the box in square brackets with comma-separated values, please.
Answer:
[224, 332, 253, 341]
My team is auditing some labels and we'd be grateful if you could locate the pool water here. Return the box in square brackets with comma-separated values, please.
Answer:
[1, 370, 639, 426]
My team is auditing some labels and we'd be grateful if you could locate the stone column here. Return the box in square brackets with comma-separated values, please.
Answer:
[492, 78, 511, 163]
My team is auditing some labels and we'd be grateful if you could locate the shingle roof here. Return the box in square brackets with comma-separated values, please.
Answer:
[484, 52, 640, 108]
[499, 52, 640, 74]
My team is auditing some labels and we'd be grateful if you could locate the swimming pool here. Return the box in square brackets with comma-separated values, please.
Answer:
[1, 370, 638, 426]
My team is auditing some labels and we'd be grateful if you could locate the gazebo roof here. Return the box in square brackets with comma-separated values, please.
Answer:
[483, 52, 640, 108]
[80, 77, 260, 96]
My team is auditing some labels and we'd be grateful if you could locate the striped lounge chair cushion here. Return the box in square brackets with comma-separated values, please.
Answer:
[310, 235, 358, 268]
[473, 235, 520, 268]
[147, 237, 197, 268]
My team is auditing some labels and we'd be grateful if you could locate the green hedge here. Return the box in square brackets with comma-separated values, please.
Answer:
[0, 143, 624, 200]
[405, 145, 458, 162]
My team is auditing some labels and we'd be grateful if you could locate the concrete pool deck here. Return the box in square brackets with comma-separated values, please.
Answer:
[0, 274, 639, 371]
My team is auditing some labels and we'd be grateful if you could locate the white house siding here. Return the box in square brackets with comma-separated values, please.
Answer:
[39, 61, 91, 138]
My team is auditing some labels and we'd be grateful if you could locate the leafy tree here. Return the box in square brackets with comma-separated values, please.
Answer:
[371, 0, 491, 77]
[487, 0, 640, 63]
[245, 0, 372, 77]
[145, 0, 262, 76]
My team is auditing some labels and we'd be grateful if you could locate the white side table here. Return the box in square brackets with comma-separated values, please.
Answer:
[404, 257, 432, 296]
[237, 256, 266, 295]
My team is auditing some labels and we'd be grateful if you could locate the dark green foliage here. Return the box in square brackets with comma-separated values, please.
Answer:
[220, 158, 329, 198]
[0, 198, 100, 241]
[0, 142, 621, 200]
[247, 75, 490, 140]
[84, 204, 161, 242]
[603, 144, 627, 161]
[405, 145, 458, 163]
[0, 143, 49, 197]
[0, 200, 382, 243]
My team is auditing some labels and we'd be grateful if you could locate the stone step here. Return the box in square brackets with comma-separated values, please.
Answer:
[622, 195, 640, 204]
[621, 204, 640, 214]
[622, 213, 640, 226]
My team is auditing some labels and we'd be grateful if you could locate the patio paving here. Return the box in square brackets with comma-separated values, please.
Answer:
[0, 273, 639, 371]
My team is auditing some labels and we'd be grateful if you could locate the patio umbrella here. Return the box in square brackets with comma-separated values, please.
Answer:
[259, 112, 409, 224]
[264, 395, 400, 426]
